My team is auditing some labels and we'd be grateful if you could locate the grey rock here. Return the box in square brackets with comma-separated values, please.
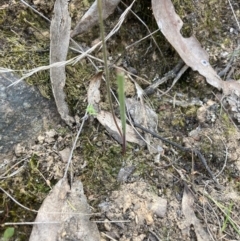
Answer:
[0, 72, 61, 155]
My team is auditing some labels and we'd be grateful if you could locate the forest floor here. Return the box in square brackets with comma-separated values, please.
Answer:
[0, 0, 240, 240]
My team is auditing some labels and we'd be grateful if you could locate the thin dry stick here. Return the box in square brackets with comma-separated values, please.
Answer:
[144, 60, 185, 95]
[93, 220, 130, 223]
[4, 211, 99, 226]
[20, 0, 50, 22]
[203, 183, 221, 240]
[0, 187, 38, 213]
[149, 230, 161, 241]
[158, 64, 189, 97]
[0, 157, 28, 179]
[137, 82, 156, 154]
[134, 123, 218, 183]
[20, 0, 99, 72]
[34, 168, 52, 190]
[97, 0, 122, 140]
[126, 104, 159, 153]
[4, 222, 60, 226]
[227, 0, 240, 30]
[213, 92, 239, 130]
[63, 112, 88, 179]
[121, 0, 164, 60]
[101, 232, 118, 241]
[126, 29, 160, 50]
[0, 166, 24, 179]
[214, 139, 228, 178]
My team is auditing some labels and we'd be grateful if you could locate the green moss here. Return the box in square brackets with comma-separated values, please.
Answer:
[81, 139, 123, 197]
[220, 112, 236, 137]
[0, 153, 51, 240]
[171, 117, 185, 127]
[185, 106, 197, 116]
[0, 5, 94, 115]
[172, 0, 227, 45]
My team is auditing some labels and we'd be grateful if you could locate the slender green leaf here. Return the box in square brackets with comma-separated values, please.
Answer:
[3, 227, 15, 240]
[117, 71, 126, 154]
[221, 202, 233, 232]
[117, 72, 126, 134]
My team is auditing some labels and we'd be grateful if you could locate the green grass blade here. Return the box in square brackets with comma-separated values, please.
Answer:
[221, 201, 233, 232]
[117, 71, 126, 154]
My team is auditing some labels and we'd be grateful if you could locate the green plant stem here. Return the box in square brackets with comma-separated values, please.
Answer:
[117, 71, 126, 154]
[204, 193, 240, 235]
[221, 202, 233, 232]
[97, 0, 123, 140]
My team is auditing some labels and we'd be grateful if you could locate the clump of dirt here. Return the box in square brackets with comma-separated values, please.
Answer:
[98, 181, 167, 240]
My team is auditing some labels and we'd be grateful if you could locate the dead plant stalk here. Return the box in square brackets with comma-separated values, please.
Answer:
[97, 0, 123, 148]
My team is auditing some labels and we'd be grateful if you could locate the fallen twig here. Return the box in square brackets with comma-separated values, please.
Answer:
[133, 122, 218, 184]
[0, 187, 38, 213]
[144, 60, 185, 95]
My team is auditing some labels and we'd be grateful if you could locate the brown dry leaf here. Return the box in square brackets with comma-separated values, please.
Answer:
[97, 110, 145, 146]
[126, 98, 158, 133]
[181, 185, 211, 241]
[126, 98, 162, 154]
[29, 178, 69, 241]
[87, 73, 145, 146]
[50, 0, 74, 126]
[71, 0, 121, 38]
[151, 0, 240, 96]
[29, 178, 100, 241]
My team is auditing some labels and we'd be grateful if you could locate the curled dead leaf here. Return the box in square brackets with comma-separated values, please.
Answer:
[181, 185, 211, 241]
[50, 0, 74, 126]
[29, 178, 100, 241]
[71, 0, 121, 37]
[97, 110, 145, 146]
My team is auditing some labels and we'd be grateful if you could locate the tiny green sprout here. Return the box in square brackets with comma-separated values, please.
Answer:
[3, 227, 15, 241]
[117, 70, 126, 155]
[86, 104, 97, 116]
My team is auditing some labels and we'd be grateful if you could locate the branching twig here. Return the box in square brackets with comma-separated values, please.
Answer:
[63, 112, 88, 179]
[0, 187, 38, 213]
[158, 64, 189, 98]
[144, 60, 185, 95]
[133, 122, 218, 184]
